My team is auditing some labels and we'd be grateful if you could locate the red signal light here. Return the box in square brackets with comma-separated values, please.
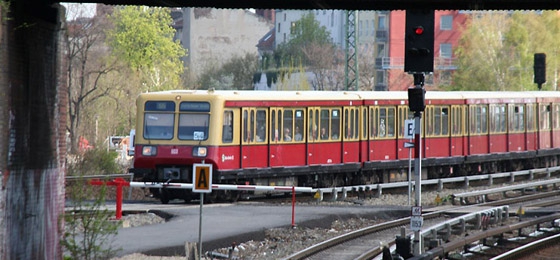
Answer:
[414, 26, 424, 35]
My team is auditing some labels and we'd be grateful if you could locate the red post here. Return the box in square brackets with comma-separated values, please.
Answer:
[114, 178, 125, 220]
[88, 178, 129, 220]
[291, 186, 296, 228]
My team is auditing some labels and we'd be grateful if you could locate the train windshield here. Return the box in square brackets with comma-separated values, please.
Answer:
[178, 101, 210, 141]
[143, 101, 175, 140]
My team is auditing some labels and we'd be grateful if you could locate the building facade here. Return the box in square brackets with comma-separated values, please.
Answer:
[387, 10, 466, 90]
[173, 8, 274, 77]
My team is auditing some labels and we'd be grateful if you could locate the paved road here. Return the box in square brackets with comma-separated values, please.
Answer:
[112, 201, 409, 256]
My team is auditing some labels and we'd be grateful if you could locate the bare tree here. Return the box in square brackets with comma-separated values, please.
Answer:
[65, 8, 116, 153]
[301, 42, 338, 90]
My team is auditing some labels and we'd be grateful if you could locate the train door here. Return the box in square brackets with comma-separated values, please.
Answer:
[468, 105, 489, 155]
[552, 104, 560, 148]
[369, 106, 398, 161]
[526, 103, 537, 151]
[307, 107, 320, 165]
[218, 109, 241, 170]
[269, 107, 307, 167]
[241, 108, 268, 168]
[343, 107, 359, 163]
[507, 104, 526, 152]
[450, 105, 465, 157]
[538, 103, 552, 149]
[489, 104, 507, 153]
[307, 107, 342, 165]
[360, 106, 369, 163]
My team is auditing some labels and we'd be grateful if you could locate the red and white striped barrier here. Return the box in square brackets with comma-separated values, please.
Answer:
[90, 179, 317, 221]
[129, 181, 317, 193]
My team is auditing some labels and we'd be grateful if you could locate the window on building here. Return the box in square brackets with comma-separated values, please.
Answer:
[440, 43, 452, 58]
[359, 20, 363, 36]
[376, 44, 386, 57]
[277, 23, 280, 33]
[441, 15, 453, 30]
[375, 70, 385, 85]
[377, 15, 386, 30]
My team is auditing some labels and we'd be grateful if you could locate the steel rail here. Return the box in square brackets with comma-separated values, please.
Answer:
[409, 212, 560, 260]
[489, 233, 560, 260]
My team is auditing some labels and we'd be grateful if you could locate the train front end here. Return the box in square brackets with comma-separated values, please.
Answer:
[129, 90, 223, 203]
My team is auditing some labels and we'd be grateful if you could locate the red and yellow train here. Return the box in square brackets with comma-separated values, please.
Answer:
[129, 90, 560, 203]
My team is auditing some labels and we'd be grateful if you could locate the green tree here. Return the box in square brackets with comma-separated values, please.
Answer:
[274, 12, 333, 68]
[62, 149, 124, 259]
[106, 6, 186, 92]
[451, 11, 560, 91]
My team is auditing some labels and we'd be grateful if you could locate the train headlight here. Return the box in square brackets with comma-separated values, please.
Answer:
[142, 146, 157, 156]
[192, 146, 207, 157]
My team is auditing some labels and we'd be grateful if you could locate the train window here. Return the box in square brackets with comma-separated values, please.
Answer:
[470, 105, 488, 134]
[362, 107, 367, 139]
[320, 109, 330, 140]
[178, 102, 211, 141]
[509, 105, 524, 133]
[145, 101, 175, 112]
[539, 104, 551, 130]
[256, 110, 267, 142]
[554, 104, 560, 130]
[425, 107, 433, 136]
[309, 109, 319, 141]
[271, 110, 277, 141]
[144, 113, 174, 140]
[526, 104, 536, 131]
[283, 110, 294, 142]
[490, 105, 506, 133]
[377, 107, 395, 138]
[370, 107, 377, 139]
[353, 109, 359, 138]
[451, 106, 463, 136]
[344, 108, 358, 140]
[294, 109, 305, 142]
[243, 110, 251, 142]
[277, 111, 283, 141]
[179, 102, 210, 112]
[222, 111, 233, 143]
[433, 106, 449, 136]
[331, 109, 340, 140]
[143, 101, 175, 140]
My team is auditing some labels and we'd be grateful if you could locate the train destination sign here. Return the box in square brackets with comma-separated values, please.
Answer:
[193, 163, 213, 193]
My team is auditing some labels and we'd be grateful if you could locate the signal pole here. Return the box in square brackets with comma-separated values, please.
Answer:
[404, 9, 434, 256]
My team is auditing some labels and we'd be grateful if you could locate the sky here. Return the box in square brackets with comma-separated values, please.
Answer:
[61, 2, 96, 20]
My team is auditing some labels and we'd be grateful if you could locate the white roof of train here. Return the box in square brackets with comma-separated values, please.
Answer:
[144, 89, 560, 102]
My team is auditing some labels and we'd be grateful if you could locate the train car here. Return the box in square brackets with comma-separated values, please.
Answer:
[129, 90, 560, 203]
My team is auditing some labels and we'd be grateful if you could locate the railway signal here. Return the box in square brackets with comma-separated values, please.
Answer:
[404, 10, 435, 74]
[534, 53, 546, 90]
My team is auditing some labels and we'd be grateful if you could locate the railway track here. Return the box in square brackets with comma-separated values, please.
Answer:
[282, 187, 560, 260]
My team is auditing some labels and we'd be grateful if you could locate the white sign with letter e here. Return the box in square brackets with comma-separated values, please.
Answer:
[193, 163, 213, 193]
[404, 119, 415, 139]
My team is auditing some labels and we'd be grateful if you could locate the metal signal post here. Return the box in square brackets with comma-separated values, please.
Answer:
[408, 73, 426, 256]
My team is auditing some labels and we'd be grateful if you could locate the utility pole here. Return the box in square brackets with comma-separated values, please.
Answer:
[345, 10, 359, 91]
